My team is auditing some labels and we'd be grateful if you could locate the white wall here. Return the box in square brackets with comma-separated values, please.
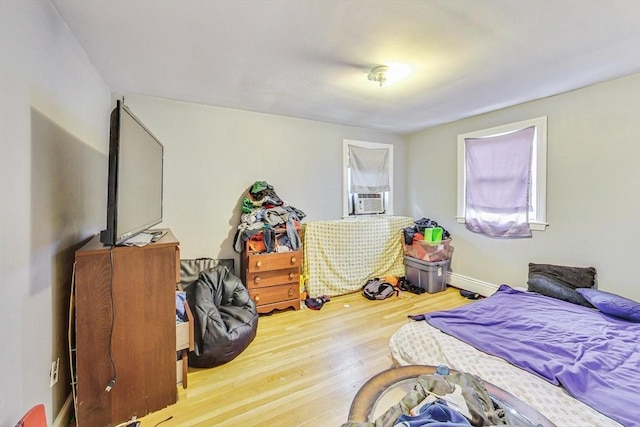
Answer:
[0, 1, 111, 425]
[407, 74, 640, 300]
[120, 95, 407, 267]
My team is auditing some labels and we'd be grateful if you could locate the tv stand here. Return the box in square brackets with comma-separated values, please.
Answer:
[73, 229, 180, 426]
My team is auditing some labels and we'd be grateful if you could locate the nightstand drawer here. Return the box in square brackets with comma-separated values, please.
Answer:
[246, 250, 301, 273]
[246, 268, 299, 289]
[249, 284, 300, 306]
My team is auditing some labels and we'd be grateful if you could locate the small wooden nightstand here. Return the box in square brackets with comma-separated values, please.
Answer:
[241, 235, 301, 313]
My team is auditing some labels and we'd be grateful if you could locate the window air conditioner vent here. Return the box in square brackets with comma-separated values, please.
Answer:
[354, 193, 384, 215]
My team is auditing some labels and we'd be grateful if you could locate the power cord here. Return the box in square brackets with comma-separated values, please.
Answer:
[105, 246, 117, 391]
[154, 416, 173, 427]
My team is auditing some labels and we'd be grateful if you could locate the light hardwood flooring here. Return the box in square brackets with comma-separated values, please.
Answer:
[139, 286, 472, 427]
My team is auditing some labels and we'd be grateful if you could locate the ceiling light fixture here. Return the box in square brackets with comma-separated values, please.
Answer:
[368, 65, 389, 87]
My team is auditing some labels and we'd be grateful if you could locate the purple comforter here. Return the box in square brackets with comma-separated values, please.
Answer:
[417, 285, 640, 427]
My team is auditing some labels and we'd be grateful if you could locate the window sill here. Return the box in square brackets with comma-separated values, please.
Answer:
[343, 212, 396, 219]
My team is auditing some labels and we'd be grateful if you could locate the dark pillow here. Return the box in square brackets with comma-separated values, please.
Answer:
[527, 273, 593, 307]
[528, 263, 596, 289]
[576, 288, 640, 322]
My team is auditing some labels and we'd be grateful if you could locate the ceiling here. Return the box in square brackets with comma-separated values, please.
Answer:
[51, 0, 640, 135]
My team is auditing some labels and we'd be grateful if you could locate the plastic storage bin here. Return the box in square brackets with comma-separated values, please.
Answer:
[404, 256, 449, 294]
[403, 239, 451, 262]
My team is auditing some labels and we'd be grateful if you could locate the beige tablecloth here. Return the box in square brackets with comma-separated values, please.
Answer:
[302, 216, 414, 297]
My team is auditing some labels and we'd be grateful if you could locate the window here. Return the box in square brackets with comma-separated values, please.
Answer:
[343, 139, 394, 217]
[456, 117, 548, 234]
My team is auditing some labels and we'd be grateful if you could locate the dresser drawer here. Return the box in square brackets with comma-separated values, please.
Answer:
[246, 250, 301, 273]
[246, 268, 299, 289]
[249, 284, 300, 306]
[176, 298, 194, 351]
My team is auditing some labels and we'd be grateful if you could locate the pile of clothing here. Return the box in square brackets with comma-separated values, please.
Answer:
[233, 181, 306, 253]
[343, 369, 508, 427]
[402, 217, 451, 246]
[402, 218, 452, 262]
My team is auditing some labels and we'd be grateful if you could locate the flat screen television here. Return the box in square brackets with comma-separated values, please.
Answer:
[100, 100, 164, 246]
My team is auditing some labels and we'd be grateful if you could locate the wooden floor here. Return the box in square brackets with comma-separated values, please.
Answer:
[139, 286, 471, 427]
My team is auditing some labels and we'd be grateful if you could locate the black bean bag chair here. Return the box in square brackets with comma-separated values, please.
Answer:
[184, 263, 258, 368]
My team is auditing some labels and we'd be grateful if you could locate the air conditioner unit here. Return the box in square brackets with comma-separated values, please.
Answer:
[354, 193, 384, 215]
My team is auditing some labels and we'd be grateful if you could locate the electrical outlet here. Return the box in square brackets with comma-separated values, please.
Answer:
[50, 358, 59, 387]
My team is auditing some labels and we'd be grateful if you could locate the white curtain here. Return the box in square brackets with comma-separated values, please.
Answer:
[465, 126, 535, 238]
[348, 145, 390, 193]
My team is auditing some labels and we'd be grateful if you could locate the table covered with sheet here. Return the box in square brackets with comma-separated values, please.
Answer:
[302, 216, 413, 297]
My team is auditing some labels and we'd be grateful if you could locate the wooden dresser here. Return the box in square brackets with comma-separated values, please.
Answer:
[241, 237, 301, 314]
[73, 229, 180, 426]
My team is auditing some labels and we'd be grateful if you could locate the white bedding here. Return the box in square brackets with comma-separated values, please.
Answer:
[389, 321, 622, 427]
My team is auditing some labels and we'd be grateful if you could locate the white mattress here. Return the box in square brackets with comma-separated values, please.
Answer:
[389, 321, 621, 427]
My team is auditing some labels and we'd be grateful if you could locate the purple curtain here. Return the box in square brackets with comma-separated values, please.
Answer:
[465, 126, 535, 238]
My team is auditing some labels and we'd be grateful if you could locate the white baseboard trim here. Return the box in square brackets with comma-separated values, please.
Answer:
[52, 394, 73, 427]
[447, 272, 499, 297]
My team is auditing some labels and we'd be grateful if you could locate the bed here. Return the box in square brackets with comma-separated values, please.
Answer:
[389, 285, 640, 427]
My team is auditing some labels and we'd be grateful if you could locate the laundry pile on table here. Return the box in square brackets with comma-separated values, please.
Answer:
[233, 181, 306, 253]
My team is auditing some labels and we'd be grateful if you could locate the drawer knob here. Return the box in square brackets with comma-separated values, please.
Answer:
[255, 295, 261, 302]
[255, 260, 262, 268]
[288, 288, 294, 297]
[290, 256, 297, 264]
[288, 272, 295, 280]
[254, 276, 262, 284]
